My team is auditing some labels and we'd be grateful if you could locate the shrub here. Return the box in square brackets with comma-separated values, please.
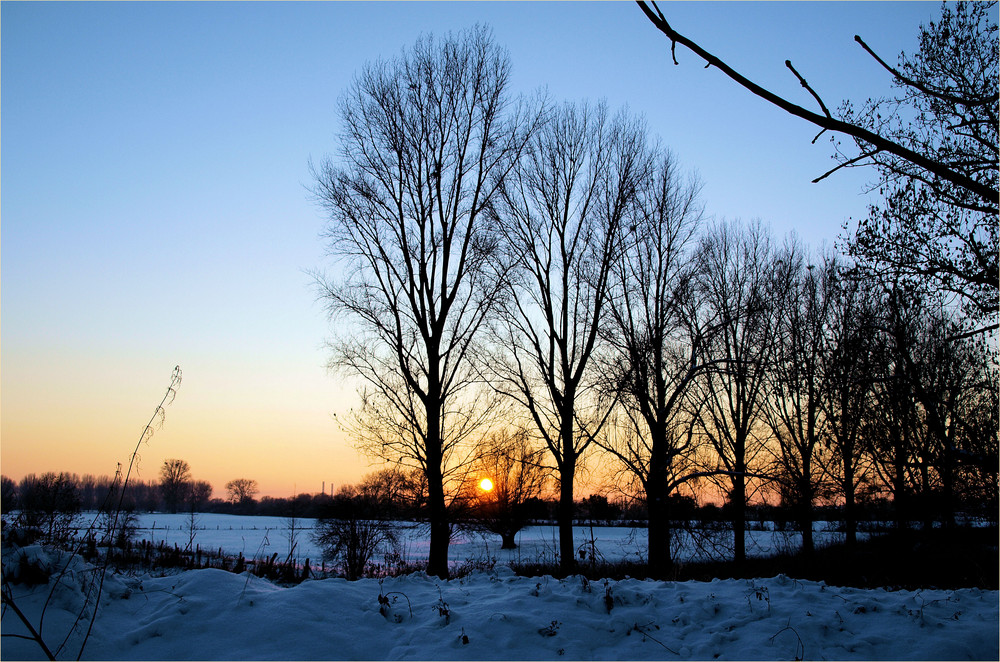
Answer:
[313, 494, 399, 580]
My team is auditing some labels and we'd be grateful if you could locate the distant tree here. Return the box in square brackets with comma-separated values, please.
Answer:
[313, 492, 399, 581]
[313, 25, 537, 579]
[16, 472, 81, 543]
[577, 494, 621, 523]
[356, 467, 418, 520]
[468, 427, 548, 549]
[225, 478, 259, 506]
[159, 459, 191, 514]
[189, 480, 213, 510]
[1, 475, 16, 513]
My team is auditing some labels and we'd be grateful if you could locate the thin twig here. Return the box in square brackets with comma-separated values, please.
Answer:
[785, 60, 832, 118]
[76, 366, 182, 660]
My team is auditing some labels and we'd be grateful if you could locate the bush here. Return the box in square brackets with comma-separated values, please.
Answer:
[313, 495, 400, 580]
[15, 472, 81, 544]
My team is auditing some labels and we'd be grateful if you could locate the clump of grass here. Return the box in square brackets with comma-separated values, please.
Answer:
[433, 586, 451, 624]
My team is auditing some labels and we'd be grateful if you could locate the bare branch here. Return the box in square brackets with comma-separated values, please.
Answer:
[785, 60, 832, 118]
[636, 1, 998, 207]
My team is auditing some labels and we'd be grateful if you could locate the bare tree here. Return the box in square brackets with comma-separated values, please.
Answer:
[486, 100, 649, 572]
[764, 245, 837, 555]
[468, 427, 548, 549]
[313, 490, 400, 581]
[889, 293, 991, 528]
[159, 459, 191, 514]
[189, 480, 213, 509]
[864, 284, 923, 529]
[15, 473, 81, 544]
[225, 478, 259, 506]
[597, 149, 711, 576]
[313, 26, 538, 578]
[356, 467, 419, 517]
[818, 265, 881, 546]
[692, 220, 778, 564]
[864, 280, 975, 529]
[953, 350, 999, 518]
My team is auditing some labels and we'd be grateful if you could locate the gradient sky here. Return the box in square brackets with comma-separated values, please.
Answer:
[2, 1, 945, 499]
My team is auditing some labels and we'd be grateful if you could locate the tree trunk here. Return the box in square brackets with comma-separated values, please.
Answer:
[843, 454, 857, 547]
[799, 464, 814, 556]
[425, 403, 450, 579]
[500, 531, 518, 549]
[555, 403, 578, 574]
[920, 461, 933, 532]
[558, 458, 576, 574]
[646, 485, 673, 578]
[893, 454, 907, 531]
[799, 494, 814, 556]
[939, 430, 955, 529]
[732, 468, 746, 564]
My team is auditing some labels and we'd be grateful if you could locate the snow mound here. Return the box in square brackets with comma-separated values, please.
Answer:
[3, 565, 997, 660]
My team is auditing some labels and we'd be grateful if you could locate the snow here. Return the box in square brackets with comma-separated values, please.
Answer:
[3, 543, 998, 660]
[116, 512, 864, 568]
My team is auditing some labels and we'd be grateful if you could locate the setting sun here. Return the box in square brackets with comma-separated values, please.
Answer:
[479, 477, 494, 492]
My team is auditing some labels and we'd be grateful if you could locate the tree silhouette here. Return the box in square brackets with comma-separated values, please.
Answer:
[225, 478, 258, 506]
[693, 221, 778, 564]
[598, 149, 712, 576]
[159, 459, 191, 514]
[313, 25, 539, 578]
[468, 427, 547, 549]
[487, 100, 648, 572]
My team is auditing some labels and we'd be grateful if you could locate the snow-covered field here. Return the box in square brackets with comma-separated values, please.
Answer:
[116, 512, 862, 568]
[2, 543, 997, 661]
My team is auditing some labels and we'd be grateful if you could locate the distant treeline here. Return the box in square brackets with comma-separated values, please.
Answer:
[3, 471, 992, 527]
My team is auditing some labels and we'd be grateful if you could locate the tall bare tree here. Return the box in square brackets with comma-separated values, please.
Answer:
[819, 265, 881, 546]
[693, 220, 777, 564]
[890, 294, 990, 528]
[486, 100, 649, 572]
[597, 149, 710, 576]
[865, 283, 923, 529]
[313, 26, 537, 578]
[764, 246, 836, 555]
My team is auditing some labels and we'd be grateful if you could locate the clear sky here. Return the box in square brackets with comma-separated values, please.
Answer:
[2, 1, 945, 499]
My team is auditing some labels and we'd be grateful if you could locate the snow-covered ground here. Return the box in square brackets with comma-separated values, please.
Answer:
[114, 512, 861, 569]
[2, 543, 997, 660]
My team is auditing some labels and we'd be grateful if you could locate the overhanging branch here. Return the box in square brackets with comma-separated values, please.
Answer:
[635, 0, 998, 209]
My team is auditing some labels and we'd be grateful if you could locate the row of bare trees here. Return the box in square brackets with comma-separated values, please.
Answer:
[314, 15, 996, 578]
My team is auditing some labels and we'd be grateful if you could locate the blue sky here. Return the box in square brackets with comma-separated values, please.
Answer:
[2, 1, 946, 497]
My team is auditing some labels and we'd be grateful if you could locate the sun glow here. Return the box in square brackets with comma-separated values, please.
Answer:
[479, 477, 494, 492]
